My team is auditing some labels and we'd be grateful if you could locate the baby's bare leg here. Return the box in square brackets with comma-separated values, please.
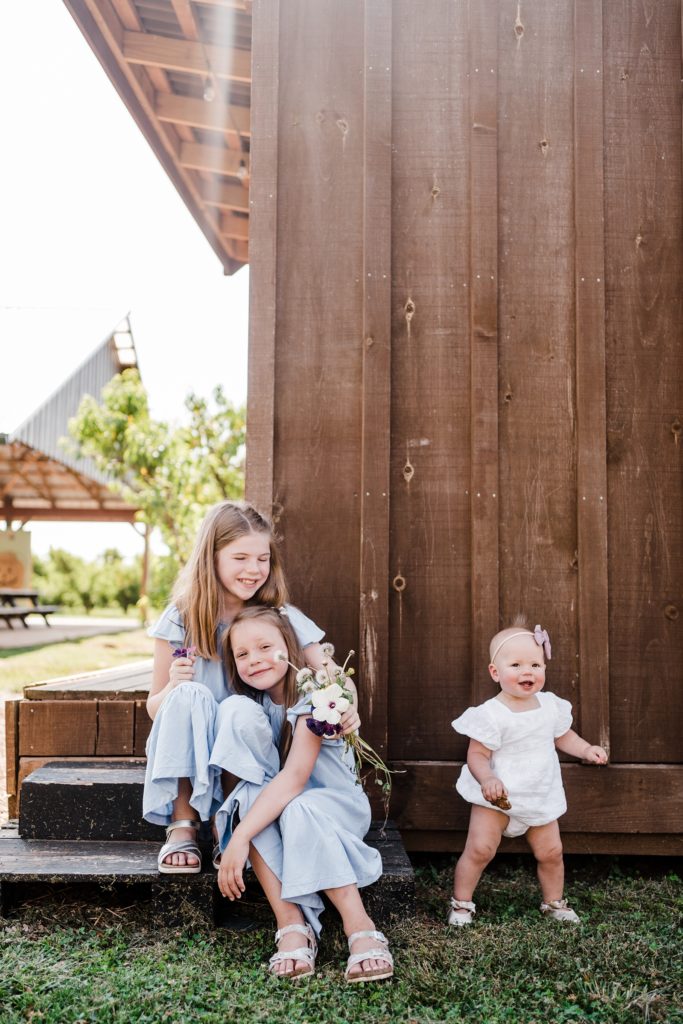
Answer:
[453, 805, 508, 905]
[525, 820, 564, 902]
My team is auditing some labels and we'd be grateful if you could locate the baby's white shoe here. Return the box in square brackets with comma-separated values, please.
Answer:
[447, 897, 476, 926]
[540, 899, 580, 923]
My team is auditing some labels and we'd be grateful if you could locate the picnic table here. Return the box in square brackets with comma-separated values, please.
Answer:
[0, 588, 58, 628]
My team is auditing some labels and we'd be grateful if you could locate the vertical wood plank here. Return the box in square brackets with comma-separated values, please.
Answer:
[4, 698, 20, 819]
[498, 0, 578, 698]
[469, 0, 499, 704]
[134, 701, 152, 757]
[573, 0, 610, 753]
[603, 0, 683, 762]
[359, 0, 392, 757]
[389, 0, 472, 760]
[245, 0, 279, 512]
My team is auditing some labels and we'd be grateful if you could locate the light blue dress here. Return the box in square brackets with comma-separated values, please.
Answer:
[213, 693, 382, 937]
[142, 603, 324, 826]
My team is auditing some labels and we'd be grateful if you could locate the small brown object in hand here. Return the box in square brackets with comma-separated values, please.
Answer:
[489, 795, 511, 810]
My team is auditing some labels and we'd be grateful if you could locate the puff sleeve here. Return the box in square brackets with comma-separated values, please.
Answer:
[282, 604, 325, 647]
[147, 604, 185, 646]
[549, 692, 573, 737]
[451, 704, 502, 751]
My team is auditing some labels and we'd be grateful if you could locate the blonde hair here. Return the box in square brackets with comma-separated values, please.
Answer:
[489, 614, 530, 663]
[172, 500, 289, 659]
[223, 605, 302, 764]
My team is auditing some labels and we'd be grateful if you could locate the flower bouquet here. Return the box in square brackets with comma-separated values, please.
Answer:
[275, 642, 398, 824]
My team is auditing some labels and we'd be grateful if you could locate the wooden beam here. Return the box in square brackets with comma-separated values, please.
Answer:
[8, 507, 138, 523]
[198, 180, 249, 212]
[180, 141, 249, 176]
[123, 31, 251, 83]
[193, 0, 252, 9]
[224, 238, 248, 263]
[64, 0, 240, 273]
[220, 212, 249, 240]
[169, 0, 200, 40]
[155, 92, 250, 137]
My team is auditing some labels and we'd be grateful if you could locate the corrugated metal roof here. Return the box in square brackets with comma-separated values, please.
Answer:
[1, 317, 139, 523]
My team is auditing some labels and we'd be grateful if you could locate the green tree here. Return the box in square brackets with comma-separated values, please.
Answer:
[66, 368, 246, 570]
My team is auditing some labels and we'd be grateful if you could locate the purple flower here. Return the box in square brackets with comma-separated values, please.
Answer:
[172, 645, 196, 659]
[305, 717, 341, 738]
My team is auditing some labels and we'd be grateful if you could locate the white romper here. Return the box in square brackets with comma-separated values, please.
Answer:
[452, 690, 573, 837]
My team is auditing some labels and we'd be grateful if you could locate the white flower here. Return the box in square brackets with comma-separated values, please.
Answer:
[310, 683, 350, 725]
[300, 678, 316, 694]
[274, 649, 288, 663]
[315, 668, 330, 686]
[296, 667, 314, 685]
[321, 642, 335, 658]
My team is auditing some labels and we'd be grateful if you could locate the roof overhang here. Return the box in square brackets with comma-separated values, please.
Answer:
[63, 0, 252, 275]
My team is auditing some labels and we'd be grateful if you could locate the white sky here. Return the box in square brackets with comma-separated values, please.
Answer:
[1, 0, 249, 561]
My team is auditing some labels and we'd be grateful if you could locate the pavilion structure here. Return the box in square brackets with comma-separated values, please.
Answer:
[1, 317, 139, 549]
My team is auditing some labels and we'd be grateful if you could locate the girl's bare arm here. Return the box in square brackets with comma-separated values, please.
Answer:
[466, 738, 507, 802]
[555, 729, 608, 764]
[146, 638, 195, 720]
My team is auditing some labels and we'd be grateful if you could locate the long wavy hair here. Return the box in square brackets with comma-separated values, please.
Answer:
[223, 605, 303, 765]
[172, 501, 289, 660]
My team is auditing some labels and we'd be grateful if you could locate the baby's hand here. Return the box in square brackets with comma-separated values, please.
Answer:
[583, 744, 608, 765]
[481, 775, 509, 807]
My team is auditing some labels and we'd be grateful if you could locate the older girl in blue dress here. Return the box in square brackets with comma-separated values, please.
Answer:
[215, 606, 394, 984]
[143, 500, 359, 872]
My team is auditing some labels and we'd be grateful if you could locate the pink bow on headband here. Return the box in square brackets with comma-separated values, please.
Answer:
[533, 624, 552, 661]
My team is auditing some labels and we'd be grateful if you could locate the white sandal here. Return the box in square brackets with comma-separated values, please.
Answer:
[344, 929, 394, 983]
[540, 899, 580, 923]
[268, 922, 317, 979]
[447, 897, 476, 926]
[157, 819, 202, 874]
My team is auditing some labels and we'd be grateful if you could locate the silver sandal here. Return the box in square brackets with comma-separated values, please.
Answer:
[268, 922, 317, 979]
[447, 897, 476, 926]
[344, 929, 394, 983]
[157, 819, 202, 874]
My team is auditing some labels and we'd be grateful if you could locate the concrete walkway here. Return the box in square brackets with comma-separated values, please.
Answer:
[0, 616, 140, 651]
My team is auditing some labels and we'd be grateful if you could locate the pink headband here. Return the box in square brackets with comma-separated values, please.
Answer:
[490, 624, 552, 664]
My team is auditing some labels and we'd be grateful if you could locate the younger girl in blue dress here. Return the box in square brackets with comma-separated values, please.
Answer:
[215, 606, 393, 984]
[143, 500, 359, 872]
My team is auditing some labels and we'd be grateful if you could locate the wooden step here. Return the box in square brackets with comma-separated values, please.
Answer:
[19, 761, 159, 841]
[0, 820, 414, 924]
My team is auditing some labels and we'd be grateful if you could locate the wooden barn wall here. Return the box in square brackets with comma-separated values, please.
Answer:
[247, 0, 683, 848]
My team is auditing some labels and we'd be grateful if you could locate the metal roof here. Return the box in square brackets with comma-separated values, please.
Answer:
[1, 317, 139, 525]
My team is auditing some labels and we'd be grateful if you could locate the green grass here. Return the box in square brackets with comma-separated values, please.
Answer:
[0, 858, 680, 1024]
[0, 627, 154, 692]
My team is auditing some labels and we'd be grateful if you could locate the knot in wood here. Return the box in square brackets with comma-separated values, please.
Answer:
[403, 461, 415, 483]
[539, 138, 549, 156]
[404, 298, 416, 322]
[664, 604, 679, 621]
[392, 574, 407, 593]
